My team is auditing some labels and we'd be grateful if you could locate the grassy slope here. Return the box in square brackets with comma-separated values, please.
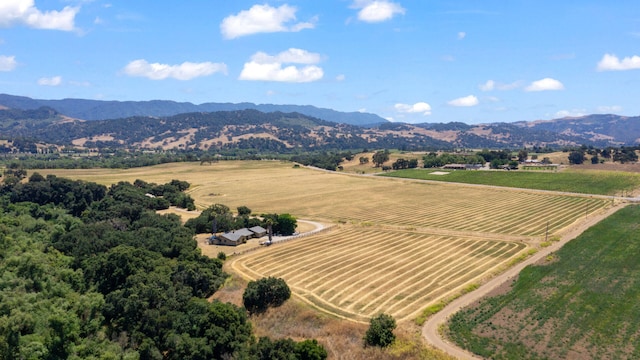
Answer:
[381, 168, 640, 195]
[447, 204, 640, 359]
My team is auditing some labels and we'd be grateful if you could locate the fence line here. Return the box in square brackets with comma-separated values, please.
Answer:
[231, 225, 335, 257]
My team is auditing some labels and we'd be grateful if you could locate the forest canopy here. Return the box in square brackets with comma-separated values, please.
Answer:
[0, 173, 324, 359]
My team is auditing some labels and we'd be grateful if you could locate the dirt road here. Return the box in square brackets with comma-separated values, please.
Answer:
[420, 203, 625, 359]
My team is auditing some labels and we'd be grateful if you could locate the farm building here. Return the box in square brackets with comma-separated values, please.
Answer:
[209, 226, 267, 246]
[249, 226, 267, 237]
[209, 233, 243, 246]
[442, 164, 482, 170]
[443, 164, 466, 170]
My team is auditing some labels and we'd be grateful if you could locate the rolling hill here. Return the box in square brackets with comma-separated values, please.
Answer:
[0, 94, 637, 152]
[0, 93, 387, 127]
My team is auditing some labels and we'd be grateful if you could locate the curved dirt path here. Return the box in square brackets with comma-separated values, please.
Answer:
[269, 219, 327, 243]
[421, 203, 626, 359]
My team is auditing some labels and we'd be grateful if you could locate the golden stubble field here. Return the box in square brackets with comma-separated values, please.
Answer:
[40, 161, 613, 321]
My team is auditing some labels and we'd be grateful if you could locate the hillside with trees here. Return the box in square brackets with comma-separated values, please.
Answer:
[0, 172, 325, 359]
[0, 95, 638, 155]
[0, 93, 387, 127]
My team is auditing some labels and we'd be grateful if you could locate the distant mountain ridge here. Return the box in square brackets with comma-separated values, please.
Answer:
[0, 94, 638, 151]
[0, 93, 388, 127]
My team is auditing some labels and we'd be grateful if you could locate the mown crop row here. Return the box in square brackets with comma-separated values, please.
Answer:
[232, 227, 526, 321]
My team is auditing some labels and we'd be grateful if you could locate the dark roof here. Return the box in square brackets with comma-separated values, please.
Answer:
[249, 226, 267, 234]
[219, 232, 244, 242]
[235, 228, 254, 237]
[219, 228, 254, 242]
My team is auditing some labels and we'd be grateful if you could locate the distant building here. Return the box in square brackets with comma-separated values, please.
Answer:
[442, 164, 481, 170]
[209, 226, 267, 246]
[442, 164, 466, 170]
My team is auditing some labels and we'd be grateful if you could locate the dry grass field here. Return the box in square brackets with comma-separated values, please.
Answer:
[231, 226, 526, 322]
[40, 161, 614, 323]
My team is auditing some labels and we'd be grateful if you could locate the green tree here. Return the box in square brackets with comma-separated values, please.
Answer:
[372, 150, 390, 167]
[276, 213, 297, 236]
[252, 337, 327, 360]
[364, 313, 396, 347]
[517, 149, 528, 163]
[295, 339, 328, 360]
[568, 150, 585, 165]
[243, 277, 291, 314]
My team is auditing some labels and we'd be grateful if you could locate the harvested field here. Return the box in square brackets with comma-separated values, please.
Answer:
[231, 226, 526, 322]
[38, 161, 616, 322]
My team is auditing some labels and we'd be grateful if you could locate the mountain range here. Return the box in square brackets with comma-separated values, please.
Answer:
[0, 93, 386, 127]
[0, 94, 638, 152]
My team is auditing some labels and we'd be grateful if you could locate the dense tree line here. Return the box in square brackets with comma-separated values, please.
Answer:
[422, 152, 485, 168]
[185, 204, 298, 236]
[567, 146, 639, 165]
[0, 174, 324, 359]
[391, 158, 418, 170]
[290, 151, 354, 171]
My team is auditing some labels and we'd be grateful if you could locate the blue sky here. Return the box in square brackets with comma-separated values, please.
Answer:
[1, 0, 639, 124]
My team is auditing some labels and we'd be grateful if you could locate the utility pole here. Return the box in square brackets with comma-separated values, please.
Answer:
[545, 221, 549, 243]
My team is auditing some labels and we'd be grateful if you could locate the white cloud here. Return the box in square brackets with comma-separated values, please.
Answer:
[336, 74, 346, 81]
[250, 48, 321, 64]
[596, 105, 623, 113]
[457, 31, 466, 40]
[479, 80, 495, 91]
[554, 109, 586, 118]
[38, 76, 62, 86]
[239, 48, 324, 83]
[0, 55, 17, 71]
[597, 53, 640, 71]
[394, 102, 432, 116]
[220, 4, 315, 39]
[525, 78, 564, 92]
[351, 0, 405, 23]
[448, 95, 479, 107]
[123, 59, 228, 80]
[479, 79, 522, 91]
[358, 108, 367, 113]
[0, 0, 78, 31]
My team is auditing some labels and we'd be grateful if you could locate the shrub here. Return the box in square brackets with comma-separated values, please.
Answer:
[364, 313, 396, 347]
[243, 277, 291, 314]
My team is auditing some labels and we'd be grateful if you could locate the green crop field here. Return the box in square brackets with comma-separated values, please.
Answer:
[381, 168, 640, 195]
[447, 204, 640, 359]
